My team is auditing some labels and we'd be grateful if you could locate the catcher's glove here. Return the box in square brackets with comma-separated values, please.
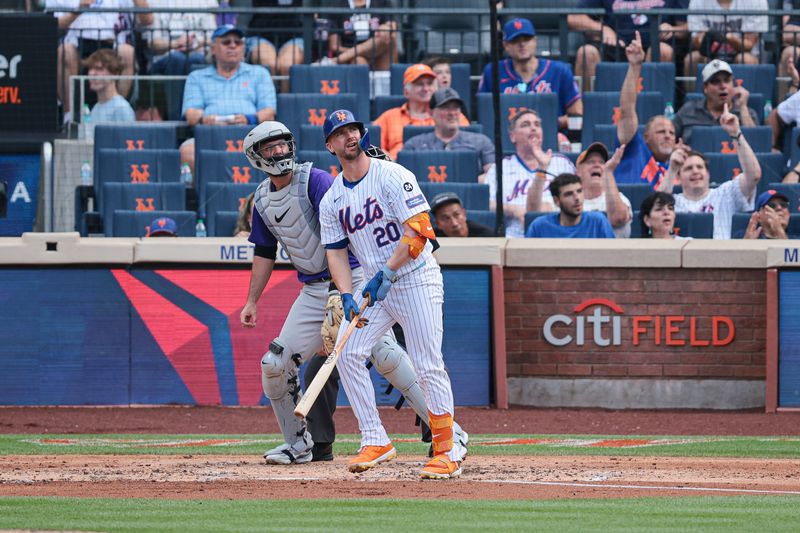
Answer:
[320, 290, 344, 354]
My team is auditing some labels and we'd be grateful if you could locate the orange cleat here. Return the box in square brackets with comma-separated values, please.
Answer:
[420, 455, 462, 480]
[347, 444, 397, 473]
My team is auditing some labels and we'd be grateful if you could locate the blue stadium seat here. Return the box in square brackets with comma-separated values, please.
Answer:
[194, 150, 254, 218]
[204, 182, 259, 237]
[524, 211, 552, 233]
[277, 93, 361, 136]
[595, 62, 677, 106]
[94, 148, 181, 210]
[581, 92, 663, 147]
[214, 210, 240, 237]
[682, 92, 765, 125]
[101, 182, 186, 236]
[299, 123, 382, 151]
[704, 152, 784, 186]
[731, 212, 800, 238]
[194, 125, 252, 153]
[289, 64, 370, 96]
[111, 210, 197, 237]
[691, 126, 772, 153]
[618, 183, 658, 213]
[418, 182, 490, 210]
[296, 150, 341, 176]
[93, 124, 178, 175]
[389, 62, 472, 115]
[756, 155, 789, 190]
[789, 127, 800, 166]
[694, 63, 776, 103]
[397, 150, 482, 183]
[630, 211, 643, 238]
[590, 124, 645, 150]
[477, 93, 558, 152]
[465, 209, 496, 231]
[674, 212, 714, 239]
[402, 123, 484, 143]
[373, 94, 407, 120]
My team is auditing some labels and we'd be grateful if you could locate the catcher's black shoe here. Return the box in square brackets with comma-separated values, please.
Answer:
[311, 442, 334, 462]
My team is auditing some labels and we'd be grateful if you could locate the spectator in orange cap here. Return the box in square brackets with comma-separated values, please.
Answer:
[373, 63, 469, 159]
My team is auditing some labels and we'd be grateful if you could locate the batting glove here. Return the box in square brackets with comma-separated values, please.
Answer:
[362, 265, 398, 306]
[341, 292, 360, 322]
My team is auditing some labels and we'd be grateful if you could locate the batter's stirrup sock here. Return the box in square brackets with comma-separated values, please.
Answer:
[428, 411, 454, 455]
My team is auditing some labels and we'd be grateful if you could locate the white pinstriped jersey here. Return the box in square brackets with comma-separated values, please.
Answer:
[674, 175, 754, 239]
[484, 153, 575, 238]
[320, 158, 434, 277]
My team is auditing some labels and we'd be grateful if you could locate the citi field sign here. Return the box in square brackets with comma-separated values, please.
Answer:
[543, 298, 735, 347]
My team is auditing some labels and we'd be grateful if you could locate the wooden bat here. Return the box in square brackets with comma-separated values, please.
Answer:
[294, 298, 369, 419]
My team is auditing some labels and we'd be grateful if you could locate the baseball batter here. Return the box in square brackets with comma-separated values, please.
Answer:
[319, 109, 466, 480]
[239, 121, 465, 466]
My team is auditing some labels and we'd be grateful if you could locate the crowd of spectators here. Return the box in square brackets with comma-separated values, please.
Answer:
[31, 2, 800, 239]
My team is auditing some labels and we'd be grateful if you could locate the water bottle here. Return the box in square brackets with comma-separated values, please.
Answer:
[195, 218, 207, 238]
[763, 99, 773, 121]
[80, 104, 93, 141]
[80, 160, 92, 187]
[180, 163, 193, 186]
[664, 102, 675, 121]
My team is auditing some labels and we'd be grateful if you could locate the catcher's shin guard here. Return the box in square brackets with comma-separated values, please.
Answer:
[261, 339, 308, 446]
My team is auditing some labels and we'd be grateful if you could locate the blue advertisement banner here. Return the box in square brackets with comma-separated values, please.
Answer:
[0, 154, 40, 236]
[780, 271, 800, 407]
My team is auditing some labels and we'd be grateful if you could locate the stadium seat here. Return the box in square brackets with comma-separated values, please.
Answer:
[289, 64, 370, 96]
[372, 94, 407, 120]
[296, 150, 341, 176]
[194, 151, 253, 218]
[465, 209, 496, 231]
[704, 152, 784, 186]
[194, 125, 253, 154]
[682, 92, 765, 125]
[277, 93, 361, 139]
[214, 210, 240, 237]
[402, 123, 484, 143]
[94, 148, 181, 208]
[102, 182, 186, 236]
[594, 62, 677, 106]
[389, 62, 472, 115]
[581, 92, 663, 147]
[674, 212, 714, 239]
[694, 63, 775, 103]
[789, 127, 800, 167]
[111, 209, 197, 237]
[410, 0, 491, 59]
[299, 123, 382, 152]
[477, 93, 559, 153]
[418, 182, 490, 210]
[523, 211, 552, 233]
[396, 150, 482, 183]
[93, 124, 178, 174]
[618, 183, 658, 213]
[731, 212, 800, 238]
[630, 211, 643, 238]
[690, 126, 772, 153]
[204, 182, 259, 237]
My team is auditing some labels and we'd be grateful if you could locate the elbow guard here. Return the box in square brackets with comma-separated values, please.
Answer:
[402, 212, 436, 259]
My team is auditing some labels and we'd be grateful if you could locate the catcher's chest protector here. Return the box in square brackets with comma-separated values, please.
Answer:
[254, 162, 327, 275]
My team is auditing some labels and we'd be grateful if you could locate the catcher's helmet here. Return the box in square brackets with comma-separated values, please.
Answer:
[322, 109, 370, 150]
[243, 121, 296, 177]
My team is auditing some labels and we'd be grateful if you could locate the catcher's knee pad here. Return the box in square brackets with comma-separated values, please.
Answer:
[261, 338, 300, 401]
[370, 336, 429, 420]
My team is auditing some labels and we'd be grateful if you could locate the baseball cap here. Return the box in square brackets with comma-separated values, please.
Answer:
[430, 192, 463, 214]
[430, 87, 465, 110]
[403, 63, 436, 85]
[212, 24, 244, 41]
[576, 142, 610, 166]
[148, 217, 178, 237]
[503, 18, 536, 41]
[755, 189, 790, 212]
[702, 59, 733, 83]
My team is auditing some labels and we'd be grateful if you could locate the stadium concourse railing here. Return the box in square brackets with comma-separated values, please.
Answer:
[0, 233, 798, 412]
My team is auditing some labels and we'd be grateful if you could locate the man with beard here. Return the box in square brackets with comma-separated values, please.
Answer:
[615, 32, 687, 188]
[673, 58, 759, 146]
[525, 173, 616, 238]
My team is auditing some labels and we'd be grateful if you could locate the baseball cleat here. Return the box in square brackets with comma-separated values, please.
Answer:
[420, 455, 462, 480]
[311, 442, 334, 462]
[263, 441, 313, 465]
[347, 444, 396, 473]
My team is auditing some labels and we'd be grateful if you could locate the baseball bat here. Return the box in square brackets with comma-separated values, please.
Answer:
[294, 298, 369, 419]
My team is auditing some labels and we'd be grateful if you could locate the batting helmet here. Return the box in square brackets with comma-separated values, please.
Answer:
[322, 109, 370, 150]
[243, 121, 296, 177]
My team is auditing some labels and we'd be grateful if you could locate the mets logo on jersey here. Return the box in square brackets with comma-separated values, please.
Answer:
[506, 179, 530, 202]
[339, 197, 384, 234]
[533, 80, 553, 94]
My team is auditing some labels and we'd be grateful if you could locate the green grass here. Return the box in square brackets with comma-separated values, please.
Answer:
[1, 496, 800, 532]
[2, 433, 799, 458]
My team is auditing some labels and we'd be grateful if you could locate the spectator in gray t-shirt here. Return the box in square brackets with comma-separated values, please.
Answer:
[84, 49, 135, 123]
[402, 87, 495, 182]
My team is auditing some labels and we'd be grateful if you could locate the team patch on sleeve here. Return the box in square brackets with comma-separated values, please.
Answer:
[405, 194, 425, 208]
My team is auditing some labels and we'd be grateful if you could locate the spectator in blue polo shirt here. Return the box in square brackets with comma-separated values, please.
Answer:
[180, 24, 277, 171]
[478, 18, 582, 131]
[526, 173, 616, 238]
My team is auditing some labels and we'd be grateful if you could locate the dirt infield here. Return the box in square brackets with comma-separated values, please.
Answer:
[2, 406, 800, 500]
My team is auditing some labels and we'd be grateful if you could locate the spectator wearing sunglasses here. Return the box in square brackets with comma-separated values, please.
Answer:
[743, 190, 793, 239]
[180, 25, 277, 171]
